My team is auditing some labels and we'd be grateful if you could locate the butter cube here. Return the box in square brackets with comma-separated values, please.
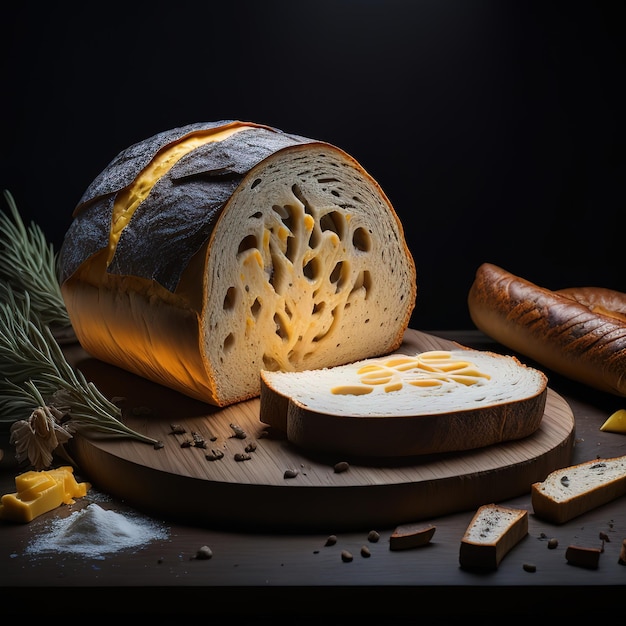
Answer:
[0, 466, 90, 523]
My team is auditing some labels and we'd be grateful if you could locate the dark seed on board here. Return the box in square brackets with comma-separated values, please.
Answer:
[234, 452, 251, 462]
[230, 423, 247, 439]
[547, 538, 559, 549]
[334, 461, 350, 473]
[341, 550, 353, 562]
[325, 535, 337, 546]
[205, 449, 224, 461]
[368, 530, 380, 543]
[523, 563, 536, 573]
[361, 546, 371, 558]
[284, 469, 299, 479]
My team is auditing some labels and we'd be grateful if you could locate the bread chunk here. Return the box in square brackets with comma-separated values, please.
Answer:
[59, 121, 416, 407]
[459, 504, 528, 570]
[531, 455, 626, 524]
[389, 523, 436, 550]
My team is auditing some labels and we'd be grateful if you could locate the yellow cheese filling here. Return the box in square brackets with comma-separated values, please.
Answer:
[331, 351, 490, 396]
[106, 122, 254, 267]
[0, 466, 90, 523]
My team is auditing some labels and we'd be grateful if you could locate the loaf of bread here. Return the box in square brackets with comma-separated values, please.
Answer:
[58, 121, 416, 407]
[459, 503, 528, 570]
[531, 454, 626, 524]
[467, 262, 626, 396]
[260, 345, 548, 457]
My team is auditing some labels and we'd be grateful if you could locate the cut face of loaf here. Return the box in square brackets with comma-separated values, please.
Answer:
[531, 455, 626, 524]
[58, 121, 416, 407]
[260, 347, 548, 457]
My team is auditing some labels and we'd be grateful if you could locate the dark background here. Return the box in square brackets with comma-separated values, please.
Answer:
[1, 0, 624, 330]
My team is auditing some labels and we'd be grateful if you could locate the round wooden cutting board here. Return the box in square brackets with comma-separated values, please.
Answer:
[66, 330, 575, 532]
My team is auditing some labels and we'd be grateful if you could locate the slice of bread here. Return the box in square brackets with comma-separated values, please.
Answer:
[459, 503, 528, 570]
[531, 454, 626, 524]
[260, 347, 548, 457]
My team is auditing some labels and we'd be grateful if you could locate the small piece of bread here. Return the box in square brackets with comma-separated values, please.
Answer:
[531, 455, 626, 524]
[467, 262, 626, 397]
[565, 545, 602, 569]
[459, 504, 528, 570]
[389, 523, 436, 551]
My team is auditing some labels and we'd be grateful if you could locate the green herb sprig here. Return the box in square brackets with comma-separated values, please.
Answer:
[0, 189, 71, 329]
[0, 265, 162, 448]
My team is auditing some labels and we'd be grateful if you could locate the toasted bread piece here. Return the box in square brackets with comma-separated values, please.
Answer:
[389, 523, 436, 550]
[531, 455, 626, 524]
[459, 503, 528, 570]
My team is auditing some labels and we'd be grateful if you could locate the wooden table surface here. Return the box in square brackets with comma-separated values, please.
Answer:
[1, 330, 625, 618]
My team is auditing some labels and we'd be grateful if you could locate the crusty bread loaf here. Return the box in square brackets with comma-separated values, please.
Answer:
[467, 262, 626, 396]
[531, 454, 626, 524]
[459, 503, 528, 570]
[58, 121, 416, 407]
[260, 347, 548, 457]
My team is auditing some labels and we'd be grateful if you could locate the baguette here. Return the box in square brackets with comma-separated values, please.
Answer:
[459, 503, 528, 570]
[59, 121, 416, 407]
[531, 454, 626, 524]
[467, 262, 626, 396]
[260, 347, 547, 457]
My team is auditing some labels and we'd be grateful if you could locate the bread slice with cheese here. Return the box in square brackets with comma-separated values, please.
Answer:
[260, 345, 548, 457]
[459, 504, 528, 570]
[531, 454, 626, 524]
[59, 121, 416, 407]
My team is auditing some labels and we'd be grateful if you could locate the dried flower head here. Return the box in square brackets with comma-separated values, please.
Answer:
[9, 405, 74, 470]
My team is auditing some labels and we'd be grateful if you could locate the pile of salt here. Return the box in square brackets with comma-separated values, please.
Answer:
[25, 503, 168, 558]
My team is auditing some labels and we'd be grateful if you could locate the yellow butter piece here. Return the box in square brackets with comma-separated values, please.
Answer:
[600, 409, 626, 435]
[0, 466, 90, 523]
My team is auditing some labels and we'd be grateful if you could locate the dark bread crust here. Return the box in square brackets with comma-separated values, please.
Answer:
[467, 263, 626, 396]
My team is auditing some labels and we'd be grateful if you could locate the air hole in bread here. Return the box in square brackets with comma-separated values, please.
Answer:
[272, 203, 294, 230]
[320, 210, 345, 238]
[223, 332, 235, 353]
[350, 270, 371, 299]
[237, 234, 257, 254]
[251, 297, 261, 318]
[330, 261, 347, 290]
[352, 227, 371, 252]
[269, 253, 285, 291]
[312, 301, 325, 316]
[274, 311, 288, 340]
[303, 257, 321, 281]
[223, 286, 237, 310]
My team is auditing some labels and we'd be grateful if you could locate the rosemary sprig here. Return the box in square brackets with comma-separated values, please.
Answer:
[0, 285, 162, 448]
[0, 189, 71, 329]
